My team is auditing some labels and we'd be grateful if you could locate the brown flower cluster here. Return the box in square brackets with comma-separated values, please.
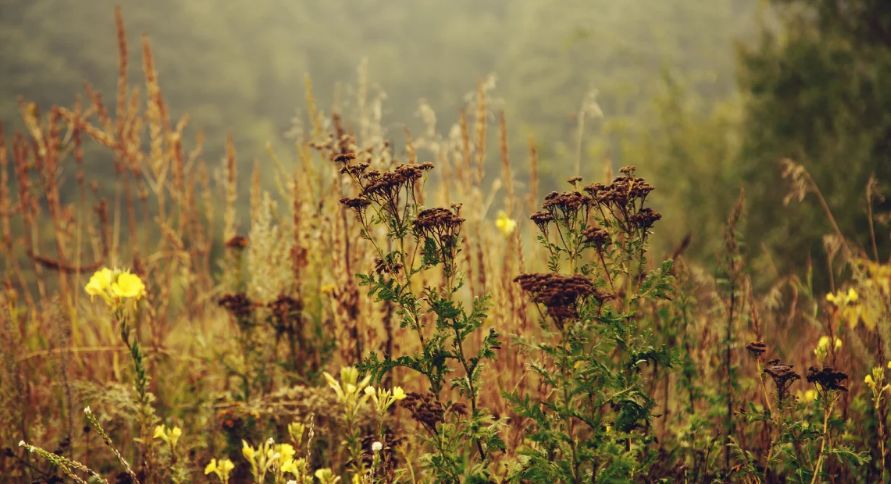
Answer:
[806, 366, 849, 392]
[763, 359, 800, 404]
[515, 273, 603, 326]
[529, 166, 660, 242]
[268, 294, 303, 333]
[218, 292, 254, 321]
[584, 166, 659, 233]
[582, 225, 611, 249]
[224, 235, 249, 250]
[413, 207, 465, 276]
[542, 190, 591, 224]
[360, 163, 433, 207]
[745, 341, 768, 358]
[400, 392, 446, 433]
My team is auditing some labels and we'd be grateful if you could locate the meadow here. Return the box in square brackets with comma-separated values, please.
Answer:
[1, 6, 890, 484]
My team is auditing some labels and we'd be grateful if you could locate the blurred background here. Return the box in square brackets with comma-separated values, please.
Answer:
[1, 0, 888, 287]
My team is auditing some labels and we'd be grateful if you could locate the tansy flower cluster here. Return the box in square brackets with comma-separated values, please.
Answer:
[84, 267, 146, 307]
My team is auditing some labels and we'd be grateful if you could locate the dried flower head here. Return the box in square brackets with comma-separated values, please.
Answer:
[413, 207, 465, 276]
[745, 341, 768, 358]
[541, 191, 591, 223]
[515, 273, 603, 326]
[401, 392, 445, 433]
[763, 359, 800, 404]
[629, 207, 662, 229]
[530, 210, 555, 234]
[806, 366, 848, 392]
[267, 294, 303, 333]
[218, 292, 254, 321]
[582, 225, 611, 249]
[225, 235, 249, 249]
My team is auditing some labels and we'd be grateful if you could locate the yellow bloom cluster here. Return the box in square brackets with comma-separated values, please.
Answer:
[152, 424, 182, 451]
[864, 362, 891, 395]
[242, 438, 310, 483]
[324, 366, 373, 421]
[85, 267, 146, 307]
[813, 335, 843, 361]
[204, 458, 235, 483]
[365, 384, 407, 415]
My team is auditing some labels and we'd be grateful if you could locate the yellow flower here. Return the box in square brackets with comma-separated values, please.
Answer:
[276, 443, 296, 461]
[392, 386, 406, 401]
[111, 271, 146, 300]
[287, 421, 306, 445]
[800, 389, 817, 403]
[280, 458, 299, 475]
[84, 267, 146, 307]
[495, 211, 517, 236]
[85, 268, 114, 303]
[205, 458, 235, 482]
[814, 336, 842, 361]
[169, 426, 182, 447]
[314, 468, 340, 484]
[153, 424, 182, 450]
[865, 374, 875, 387]
[242, 440, 256, 461]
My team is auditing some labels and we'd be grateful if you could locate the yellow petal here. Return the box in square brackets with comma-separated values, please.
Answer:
[111, 272, 146, 300]
[204, 459, 217, 475]
[85, 268, 114, 300]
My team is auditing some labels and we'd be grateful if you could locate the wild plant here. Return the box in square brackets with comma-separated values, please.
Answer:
[510, 167, 672, 481]
[332, 144, 503, 480]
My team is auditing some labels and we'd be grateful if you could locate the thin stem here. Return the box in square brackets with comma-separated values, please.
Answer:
[810, 394, 836, 484]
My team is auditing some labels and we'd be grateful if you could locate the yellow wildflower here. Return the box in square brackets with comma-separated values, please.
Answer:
[85, 268, 114, 304]
[495, 211, 517, 236]
[798, 389, 817, 403]
[153, 424, 182, 451]
[205, 458, 235, 482]
[242, 440, 256, 461]
[280, 457, 300, 476]
[287, 421, 306, 445]
[813, 336, 842, 361]
[314, 468, 340, 484]
[392, 386, 406, 401]
[84, 267, 146, 307]
[111, 272, 146, 300]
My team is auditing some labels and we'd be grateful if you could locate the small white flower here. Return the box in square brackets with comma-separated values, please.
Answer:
[372, 441, 383, 452]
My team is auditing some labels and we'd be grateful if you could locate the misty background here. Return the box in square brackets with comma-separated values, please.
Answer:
[1, 0, 888, 285]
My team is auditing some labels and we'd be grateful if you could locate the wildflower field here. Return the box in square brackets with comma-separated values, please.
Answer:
[1, 2, 890, 483]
